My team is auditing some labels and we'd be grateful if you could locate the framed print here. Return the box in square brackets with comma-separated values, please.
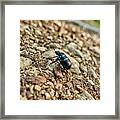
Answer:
[0, 0, 119, 119]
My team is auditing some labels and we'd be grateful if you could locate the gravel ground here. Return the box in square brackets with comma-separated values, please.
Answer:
[20, 20, 100, 100]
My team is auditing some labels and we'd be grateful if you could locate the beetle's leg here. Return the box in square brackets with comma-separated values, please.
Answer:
[50, 56, 58, 59]
[49, 58, 58, 65]
[43, 56, 57, 60]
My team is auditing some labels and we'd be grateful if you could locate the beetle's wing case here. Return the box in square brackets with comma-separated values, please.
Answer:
[60, 53, 72, 69]
[55, 50, 72, 69]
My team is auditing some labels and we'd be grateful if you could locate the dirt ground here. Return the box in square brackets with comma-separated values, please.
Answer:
[20, 20, 100, 100]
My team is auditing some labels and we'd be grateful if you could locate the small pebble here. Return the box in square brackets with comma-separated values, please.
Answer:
[45, 92, 51, 100]
[34, 85, 41, 91]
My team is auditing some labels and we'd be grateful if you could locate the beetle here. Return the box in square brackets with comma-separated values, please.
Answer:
[51, 50, 72, 70]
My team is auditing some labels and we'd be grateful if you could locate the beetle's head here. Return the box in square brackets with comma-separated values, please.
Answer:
[55, 50, 61, 55]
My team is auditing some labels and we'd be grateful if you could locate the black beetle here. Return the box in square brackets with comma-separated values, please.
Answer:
[53, 50, 72, 70]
